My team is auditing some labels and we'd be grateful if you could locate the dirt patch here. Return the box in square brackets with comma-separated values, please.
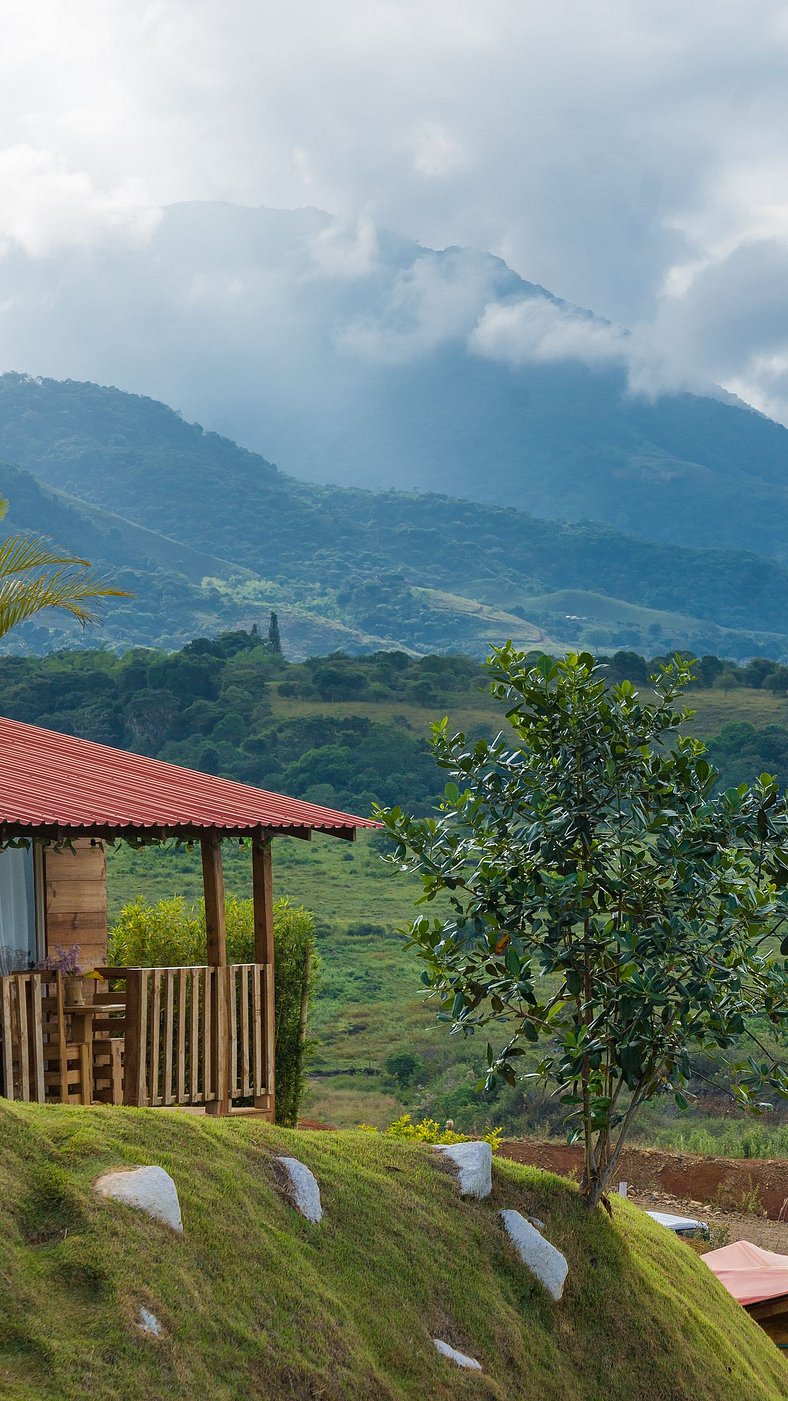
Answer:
[500, 1140, 788, 1221]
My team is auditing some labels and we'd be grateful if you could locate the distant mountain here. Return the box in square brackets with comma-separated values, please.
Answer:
[1, 202, 787, 556]
[1, 375, 788, 662]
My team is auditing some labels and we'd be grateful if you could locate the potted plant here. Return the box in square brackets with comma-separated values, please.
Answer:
[41, 945, 93, 1005]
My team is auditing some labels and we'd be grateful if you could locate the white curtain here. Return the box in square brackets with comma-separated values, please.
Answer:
[0, 847, 36, 974]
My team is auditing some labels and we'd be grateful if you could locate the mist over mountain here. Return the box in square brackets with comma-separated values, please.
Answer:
[2, 202, 788, 558]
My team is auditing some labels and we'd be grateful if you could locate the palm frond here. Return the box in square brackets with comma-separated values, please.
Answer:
[0, 565, 131, 639]
[0, 531, 89, 579]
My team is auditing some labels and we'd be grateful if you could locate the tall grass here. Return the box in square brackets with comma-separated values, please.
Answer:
[633, 1119, 788, 1159]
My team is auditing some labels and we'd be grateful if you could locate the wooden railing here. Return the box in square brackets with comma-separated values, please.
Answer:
[0, 972, 125, 1105]
[0, 963, 272, 1114]
[227, 963, 274, 1105]
[101, 964, 272, 1111]
[113, 966, 215, 1108]
[0, 971, 52, 1102]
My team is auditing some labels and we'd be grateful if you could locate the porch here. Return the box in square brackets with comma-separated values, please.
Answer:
[0, 961, 273, 1113]
[0, 715, 376, 1116]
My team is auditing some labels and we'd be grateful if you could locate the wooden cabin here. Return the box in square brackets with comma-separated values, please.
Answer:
[0, 715, 376, 1117]
[746, 1293, 788, 1352]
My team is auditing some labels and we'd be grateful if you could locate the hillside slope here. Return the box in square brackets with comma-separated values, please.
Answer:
[0, 1104, 784, 1400]
[3, 375, 788, 659]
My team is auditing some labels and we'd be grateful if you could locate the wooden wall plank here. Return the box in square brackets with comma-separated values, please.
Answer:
[31, 984, 45, 1101]
[228, 966, 238, 1099]
[17, 979, 29, 1101]
[203, 968, 212, 1102]
[0, 978, 13, 1098]
[240, 964, 250, 1097]
[190, 968, 200, 1102]
[150, 971, 162, 1106]
[44, 842, 108, 970]
[252, 965, 262, 1095]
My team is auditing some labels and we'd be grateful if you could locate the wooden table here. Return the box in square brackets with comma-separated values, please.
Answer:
[63, 1001, 126, 1104]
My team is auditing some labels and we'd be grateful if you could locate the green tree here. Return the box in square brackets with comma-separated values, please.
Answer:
[0, 499, 127, 640]
[377, 649, 788, 1209]
[268, 610, 282, 655]
[383, 1051, 423, 1087]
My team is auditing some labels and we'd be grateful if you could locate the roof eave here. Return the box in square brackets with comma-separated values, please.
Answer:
[0, 819, 375, 845]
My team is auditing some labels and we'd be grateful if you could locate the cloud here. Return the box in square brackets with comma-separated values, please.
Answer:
[0, 145, 159, 258]
[632, 237, 788, 414]
[411, 123, 469, 179]
[337, 247, 506, 361]
[0, 3, 785, 419]
[306, 214, 379, 281]
[469, 296, 628, 370]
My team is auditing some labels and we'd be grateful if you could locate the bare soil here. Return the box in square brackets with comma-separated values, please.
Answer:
[628, 1187, 788, 1254]
[500, 1139, 788, 1220]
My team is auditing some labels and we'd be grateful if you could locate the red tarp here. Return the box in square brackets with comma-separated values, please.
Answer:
[703, 1240, 788, 1307]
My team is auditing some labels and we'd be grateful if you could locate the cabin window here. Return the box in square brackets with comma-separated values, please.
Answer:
[0, 845, 42, 974]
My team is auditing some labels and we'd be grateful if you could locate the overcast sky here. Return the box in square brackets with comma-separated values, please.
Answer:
[1, 0, 788, 422]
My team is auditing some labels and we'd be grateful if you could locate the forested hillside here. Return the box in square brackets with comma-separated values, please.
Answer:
[2, 375, 788, 660]
[7, 635, 788, 815]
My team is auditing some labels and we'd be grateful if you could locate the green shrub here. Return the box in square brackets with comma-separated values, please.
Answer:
[383, 1052, 422, 1087]
[363, 1113, 503, 1150]
[109, 894, 316, 1126]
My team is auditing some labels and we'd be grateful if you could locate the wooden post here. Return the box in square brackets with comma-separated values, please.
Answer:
[123, 969, 148, 1106]
[252, 833, 275, 1119]
[202, 832, 230, 1115]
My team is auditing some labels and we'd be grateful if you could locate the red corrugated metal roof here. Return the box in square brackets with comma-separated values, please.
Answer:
[0, 714, 378, 839]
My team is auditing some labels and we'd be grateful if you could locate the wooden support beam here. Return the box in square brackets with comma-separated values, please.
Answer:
[202, 832, 230, 1115]
[123, 969, 148, 1106]
[252, 834, 275, 1120]
[252, 835, 274, 965]
[202, 833, 228, 969]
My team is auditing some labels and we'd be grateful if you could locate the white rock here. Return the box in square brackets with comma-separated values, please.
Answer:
[432, 1339, 482, 1371]
[277, 1156, 323, 1223]
[527, 1215, 545, 1230]
[500, 1209, 568, 1301]
[94, 1166, 183, 1232]
[136, 1307, 163, 1337]
[435, 1140, 492, 1199]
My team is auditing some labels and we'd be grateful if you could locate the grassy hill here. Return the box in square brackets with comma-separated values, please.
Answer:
[0, 1103, 784, 1400]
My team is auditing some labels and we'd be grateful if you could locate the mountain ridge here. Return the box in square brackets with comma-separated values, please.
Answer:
[1, 201, 787, 555]
[1, 373, 788, 661]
